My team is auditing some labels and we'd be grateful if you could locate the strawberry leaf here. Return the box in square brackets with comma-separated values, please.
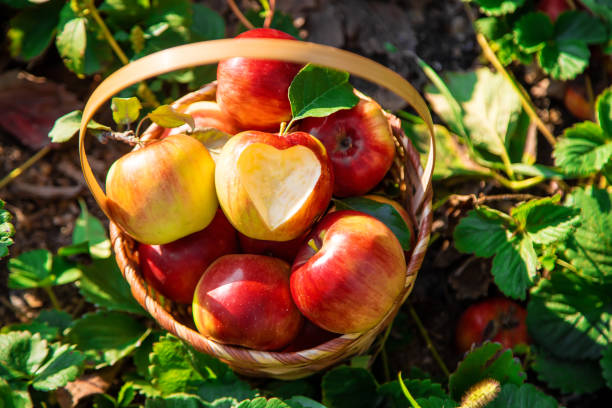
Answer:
[7, 0, 62, 60]
[322, 366, 378, 408]
[514, 12, 553, 53]
[237, 398, 289, 408]
[533, 349, 605, 394]
[31, 342, 84, 391]
[289, 64, 359, 122]
[601, 343, 612, 389]
[72, 199, 111, 259]
[554, 10, 607, 44]
[416, 397, 458, 408]
[553, 122, 612, 177]
[55, 6, 87, 76]
[486, 383, 559, 408]
[448, 342, 525, 401]
[510, 196, 581, 245]
[472, 0, 526, 16]
[454, 207, 512, 258]
[145, 393, 208, 408]
[378, 378, 448, 405]
[491, 237, 537, 300]
[67, 311, 149, 368]
[597, 87, 612, 136]
[8, 249, 53, 289]
[538, 41, 590, 80]
[0, 199, 15, 258]
[563, 187, 612, 280]
[527, 271, 612, 359]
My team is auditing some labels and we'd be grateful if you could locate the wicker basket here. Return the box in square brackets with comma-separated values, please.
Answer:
[79, 39, 435, 380]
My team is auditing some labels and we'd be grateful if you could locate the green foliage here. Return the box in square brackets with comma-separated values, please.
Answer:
[1, 310, 73, 342]
[485, 383, 558, 408]
[288, 64, 359, 123]
[471, 0, 526, 16]
[321, 366, 378, 408]
[0, 199, 15, 258]
[554, 87, 612, 178]
[148, 105, 195, 129]
[454, 197, 580, 299]
[8, 250, 81, 289]
[7, 0, 63, 60]
[49, 110, 111, 144]
[0, 331, 85, 392]
[448, 342, 525, 401]
[533, 349, 605, 394]
[67, 311, 149, 368]
[601, 344, 612, 389]
[334, 197, 411, 250]
[112, 97, 143, 127]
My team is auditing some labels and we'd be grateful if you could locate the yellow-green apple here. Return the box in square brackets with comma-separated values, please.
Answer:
[216, 28, 303, 131]
[238, 230, 309, 263]
[106, 133, 217, 245]
[161, 101, 240, 138]
[290, 210, 406, 334]
[215, 130, 333, 242]
[138, 210, 238, 304]
[298, 97, 395, 197]
[192, 254, 303, 350]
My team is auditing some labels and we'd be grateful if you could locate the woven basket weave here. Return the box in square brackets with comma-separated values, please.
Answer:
[79, 39, 435, 380]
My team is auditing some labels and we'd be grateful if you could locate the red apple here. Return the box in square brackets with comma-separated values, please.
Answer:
[282, 319, 338, 352]
[564, 84, 593, 121]
[161, 101, 240, 138]
[216, 28, 303, 131]
[537, 0, 569, 22]
[238, 230, 308, 263]
[106, 133, 217, 245]
[299, 96, 396, 197]
[138, 210, 238, 304]
[192, 254, 303, 350]
[290, 210, 406, 334]
[456, 298, 529, 353]
[215, 130, 333, 242]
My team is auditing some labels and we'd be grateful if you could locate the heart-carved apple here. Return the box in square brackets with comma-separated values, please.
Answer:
[216, 131, 333, 241]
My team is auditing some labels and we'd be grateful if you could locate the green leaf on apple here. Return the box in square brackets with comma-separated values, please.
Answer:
[334, 197, 412, 250]
[111, 97, 143, 127]
[148, 105, 195, 130]
[533, 348, 605, 394]
[49, 110, 111, 144]
[485, 383, 558, 408]
[0, 199, 15, 259]
[67, 310, 149, 368]
[288, 64, 359, 124]
[77, 257, 145, 315]
[321, 366, 378, 408]
[8, 249, 81, 289]
[448, 342, 525, 401]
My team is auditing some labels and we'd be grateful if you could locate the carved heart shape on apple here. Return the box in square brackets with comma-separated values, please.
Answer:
[216, 130, 333, 242]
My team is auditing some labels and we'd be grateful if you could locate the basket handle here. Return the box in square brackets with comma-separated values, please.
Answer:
[79, 39, 435, 218]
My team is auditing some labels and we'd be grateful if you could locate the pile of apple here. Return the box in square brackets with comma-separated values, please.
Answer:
[105, 28, 415, 352]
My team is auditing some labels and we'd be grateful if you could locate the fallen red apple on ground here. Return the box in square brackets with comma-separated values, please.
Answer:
[537, 0, 569, 22]
[299, 96, 396, 197]
[216, 28, 303, 131]
[138, 210, 238, 304]
[192, 254, 303, 350]
[215, 130, 333, 242]
[290, 210, 406, 334]
[455, 297, 529, 353]
[106, 133, 217, 245]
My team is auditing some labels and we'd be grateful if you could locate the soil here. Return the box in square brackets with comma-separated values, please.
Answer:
[1, 0, 610, 406]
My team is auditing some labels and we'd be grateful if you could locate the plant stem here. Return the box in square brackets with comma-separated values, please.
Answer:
[490, 173, 545, 191]
[475, 33, 556, 147]
[84, 0, 158, 107]
[407, 302, 450, 378]
[43, 286, 61, 310]
[398, 372, 422, 408]
[262, 0, 276, 28]
[556, 259, 600, 282]
[0, 145, 52, 190]
[228, 0, 255, 29]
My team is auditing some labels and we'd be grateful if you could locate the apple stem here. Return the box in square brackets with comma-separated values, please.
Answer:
[307, 238, 319, 252]
[97, 130, 140, 147]
[279, 121, 288, 136]
[408, 301, 450, 378]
